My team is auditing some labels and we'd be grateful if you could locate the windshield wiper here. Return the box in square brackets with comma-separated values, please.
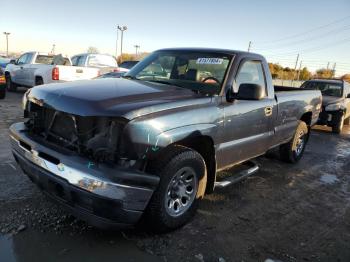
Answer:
[122, 75, 138, 80]
[145, 79, 183, 88]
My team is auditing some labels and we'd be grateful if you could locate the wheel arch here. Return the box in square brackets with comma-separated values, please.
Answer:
[300, 111, 312, 126]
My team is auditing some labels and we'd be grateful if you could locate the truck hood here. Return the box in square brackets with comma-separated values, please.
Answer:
[322, 95, 344, 107]
[28, 78, 212, 119]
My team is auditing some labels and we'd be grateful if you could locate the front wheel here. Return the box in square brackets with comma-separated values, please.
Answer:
[145, 145, 206, 232]
[280, 121, 309, 163]
[0, 87, 5, 99]
[332, 114, 344, 134]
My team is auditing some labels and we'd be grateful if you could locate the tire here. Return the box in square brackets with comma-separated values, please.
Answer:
[0, 87, 5, 99]
[145, 145, 206, 232]
[5, 75, 17, 92]
[332, 114, 344, 134]
[35, 77, 43, 86]
[280, 121, 309, 163]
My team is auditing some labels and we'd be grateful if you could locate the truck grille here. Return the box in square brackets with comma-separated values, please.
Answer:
[25, 102, 125, 162]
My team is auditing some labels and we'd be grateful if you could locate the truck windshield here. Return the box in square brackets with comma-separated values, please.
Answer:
[125, 51, 232, 94]
[301, 81, 343, 97]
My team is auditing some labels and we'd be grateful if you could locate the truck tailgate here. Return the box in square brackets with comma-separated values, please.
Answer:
[57, 66, 100, 81]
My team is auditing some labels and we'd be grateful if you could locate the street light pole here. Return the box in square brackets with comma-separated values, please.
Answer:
[117, 25, 127, 63]
[116, 24, 119, 58]
[3, 32, 10, 57]
[134, 45, 140, 56]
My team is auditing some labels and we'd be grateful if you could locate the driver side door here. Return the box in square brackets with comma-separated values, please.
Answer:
[11, 53, 28, 85]
[217, 60, 275, 169]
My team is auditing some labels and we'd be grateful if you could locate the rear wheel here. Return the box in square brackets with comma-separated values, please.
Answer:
[280, 121, 308, 163]
[332, 114, 344, 134]
[35, 77, 43, 86]
[5, 75, 17, 92]
[145, 145, 206, 232]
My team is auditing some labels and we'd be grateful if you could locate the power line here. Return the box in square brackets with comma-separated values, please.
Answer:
[260, 36, 350, 56]
[254, 25, 350, 51]
[255, 15, 350, 44]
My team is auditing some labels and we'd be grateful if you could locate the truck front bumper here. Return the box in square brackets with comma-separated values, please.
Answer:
[9, 122, 159, 229]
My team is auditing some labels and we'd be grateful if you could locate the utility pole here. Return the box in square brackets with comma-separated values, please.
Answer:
[116, 24, 119, 58]
[51, 44, 56, 55]
[3, 32, 10, 57]
[134, 45, 140, 56]
[247, 41, 252, 52]
[117, 25, 127, 63]
[332, 63, 336, 78]
[326, 62, 330, 70]
[293, 54, 300, 81]
[297, 61, 303, 81]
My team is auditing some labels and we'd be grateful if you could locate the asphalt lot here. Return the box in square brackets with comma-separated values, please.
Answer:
[1, 89, 350, 262]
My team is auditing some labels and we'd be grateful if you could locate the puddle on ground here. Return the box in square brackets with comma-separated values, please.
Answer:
[0, 230, 160, 262]
[320, 174, 339, 185]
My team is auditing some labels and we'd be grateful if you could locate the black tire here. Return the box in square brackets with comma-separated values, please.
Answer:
[332, 114, 344, 134]
[5, 75, 17, 92]
[0, 87, 5, 99]
[280, 121, 308, 163]
[145, 145, 206, 232]
[35, 77, 43, 86]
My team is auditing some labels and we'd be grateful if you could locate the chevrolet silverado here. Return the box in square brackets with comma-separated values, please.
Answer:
[10, 48, 322, 231]
[5, 52, 104, 91]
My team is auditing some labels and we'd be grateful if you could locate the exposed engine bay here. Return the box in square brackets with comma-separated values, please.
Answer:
[24, 102, 127, 163]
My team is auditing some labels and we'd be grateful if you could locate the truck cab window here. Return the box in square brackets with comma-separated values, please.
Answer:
[17, 54, 28, 65]
[235, 60, 266, 96]
[25, 53, 34, 64]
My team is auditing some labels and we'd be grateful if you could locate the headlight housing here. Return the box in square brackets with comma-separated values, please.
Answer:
[325, 103, 342, 111]
[22, 90, 30, 110]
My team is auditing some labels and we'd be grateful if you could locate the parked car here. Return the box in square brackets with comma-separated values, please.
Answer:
[0, 67, 6, 99]
[4, 52, 101, 91]
[0, 57, 12, 70]
[11, 48, 321, 231]
[118, 60, 139, 72]
[301, 79, 350, 133]
[71, 53, 118, 74]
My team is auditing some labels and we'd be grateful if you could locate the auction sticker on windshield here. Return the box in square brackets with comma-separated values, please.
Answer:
[196, 58, 223, 64]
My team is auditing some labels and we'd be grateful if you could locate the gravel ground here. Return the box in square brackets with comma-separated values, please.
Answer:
[1, 90, 350, 262]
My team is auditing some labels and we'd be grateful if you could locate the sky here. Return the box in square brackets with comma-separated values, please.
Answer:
[1, 0, 350, 75]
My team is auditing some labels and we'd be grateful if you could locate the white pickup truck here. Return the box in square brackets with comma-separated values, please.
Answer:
[4, 52, 103, 91]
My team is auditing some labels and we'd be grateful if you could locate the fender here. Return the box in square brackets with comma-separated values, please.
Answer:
[122, 123, 218, 160]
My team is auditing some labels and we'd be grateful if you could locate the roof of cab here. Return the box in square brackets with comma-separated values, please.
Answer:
[155, 47, 265, 59]
[309, 79, 344, 85]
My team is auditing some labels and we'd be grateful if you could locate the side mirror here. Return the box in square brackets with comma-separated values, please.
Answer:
[9, 59, 16, 64]
[237, 83, 265, 100]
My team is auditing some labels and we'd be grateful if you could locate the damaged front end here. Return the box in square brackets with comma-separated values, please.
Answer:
[24, 101, 135, 166]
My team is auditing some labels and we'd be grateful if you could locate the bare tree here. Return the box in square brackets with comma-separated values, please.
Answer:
[87, 46, 99, 54]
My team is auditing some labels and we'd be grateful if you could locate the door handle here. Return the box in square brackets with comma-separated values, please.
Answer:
[20, 67, 24, 69]
[264, 106, 272, 116]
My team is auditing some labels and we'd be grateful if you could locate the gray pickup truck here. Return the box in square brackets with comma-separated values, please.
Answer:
[10, 48, 322, 231]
